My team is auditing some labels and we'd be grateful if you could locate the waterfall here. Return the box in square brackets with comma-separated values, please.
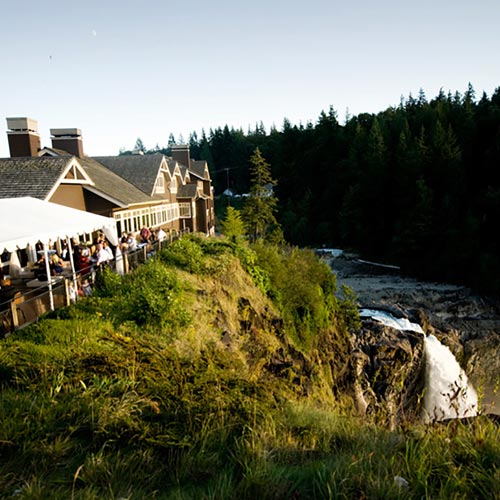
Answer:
[422, 334, 478, 423]
[360, 309, 478, 422]
[359, 308, 424, 333]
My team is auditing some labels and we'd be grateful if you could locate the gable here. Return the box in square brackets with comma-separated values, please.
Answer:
[0, 156, 73, 200]
[45, 158, 93, 201]
[60, 158, 93, 183]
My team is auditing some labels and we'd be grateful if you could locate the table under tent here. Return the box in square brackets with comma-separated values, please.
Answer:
[0, 197, 118, 334]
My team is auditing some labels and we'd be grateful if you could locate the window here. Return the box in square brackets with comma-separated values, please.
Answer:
[155, 175, 165, 194]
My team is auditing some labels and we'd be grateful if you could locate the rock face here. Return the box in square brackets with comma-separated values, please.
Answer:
[327, 254, 500, 419]
[351, 319, 425, 427]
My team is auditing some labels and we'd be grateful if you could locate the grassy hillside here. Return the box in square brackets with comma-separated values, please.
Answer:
[0, 235, 498, 499]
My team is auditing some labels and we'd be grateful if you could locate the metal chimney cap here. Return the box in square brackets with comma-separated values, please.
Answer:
[50, 128, 82, 137]
[6, 117, 39, 133]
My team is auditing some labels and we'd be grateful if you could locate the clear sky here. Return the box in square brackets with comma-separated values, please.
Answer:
[1, 0, 499, 157]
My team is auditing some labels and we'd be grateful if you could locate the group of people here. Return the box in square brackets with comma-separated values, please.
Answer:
[33, 252, 66, 280]
[73, 234, 115, 273]
[119, 226, 167, 254]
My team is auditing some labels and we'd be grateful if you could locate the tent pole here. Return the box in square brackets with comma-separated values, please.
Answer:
[43, 243, 54, 311]
[66, 237, 78, 295]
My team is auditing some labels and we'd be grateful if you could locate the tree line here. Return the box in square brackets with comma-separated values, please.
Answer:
[125, 84, 500, 293]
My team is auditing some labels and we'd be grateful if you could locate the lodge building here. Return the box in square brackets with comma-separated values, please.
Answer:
[0, 117, 215, 238]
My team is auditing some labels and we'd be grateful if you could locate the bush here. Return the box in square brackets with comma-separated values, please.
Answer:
[250, 243, 350, 349]
[91, 259, 190, 330]
[158, 236, 206, 274]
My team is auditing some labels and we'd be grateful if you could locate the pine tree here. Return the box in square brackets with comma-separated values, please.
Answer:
[134, 137, 146, 153]
[241, 148, 281, 242]
[220, 206, 245, 243]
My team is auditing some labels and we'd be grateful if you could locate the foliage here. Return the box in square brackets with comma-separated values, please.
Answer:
[158, 235, 206, 274]
[234, 243, 271, 295]
[220, 206, 245, 243]
[250, 242, 352, 350]
[157, 233, 236, 279]
[93, 258, 189, 330]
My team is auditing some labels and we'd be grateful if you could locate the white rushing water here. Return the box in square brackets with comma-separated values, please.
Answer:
[359, 308, 424, 333]
[360, 309, 478, 422]
[423, 334, 478, 422]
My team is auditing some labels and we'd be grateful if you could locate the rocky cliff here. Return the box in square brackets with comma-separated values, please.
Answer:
[327, 253, 500, 420]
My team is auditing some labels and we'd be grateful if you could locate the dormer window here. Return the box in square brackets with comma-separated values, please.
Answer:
[155, 174, 165, 194]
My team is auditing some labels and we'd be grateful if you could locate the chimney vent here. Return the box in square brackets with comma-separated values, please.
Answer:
[50, 128, 84, 157]
[6, 117, 41, 157]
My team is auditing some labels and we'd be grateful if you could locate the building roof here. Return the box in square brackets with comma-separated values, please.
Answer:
[79, 157, 153, 206]
[165, 158, 177, 177]
[0, 156, 72, 200]
[38, 147, 72, 157]
[176, 183, 199, 199]
[93, 154, 164, 196]
[190, 160, 210, 180]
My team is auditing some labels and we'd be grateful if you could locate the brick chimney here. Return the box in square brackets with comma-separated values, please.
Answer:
[6, 117, 41, 157]
[50, 128, 84, 157]
[171, 144, 190, 169]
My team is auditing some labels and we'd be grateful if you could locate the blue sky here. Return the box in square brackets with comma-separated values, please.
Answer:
[1, 0, 499, 157]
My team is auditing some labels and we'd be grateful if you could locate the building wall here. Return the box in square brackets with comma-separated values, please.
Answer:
[83, 189, 117, 216]
[49, 185, 86, 211]
[195, 198, 208, 233]
[203, 179, 211, 196]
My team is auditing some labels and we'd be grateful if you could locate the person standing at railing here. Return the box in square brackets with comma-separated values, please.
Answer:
[127, 233, 138, 251]
[74, 244, 90, 273]
[95, 243, 107, 266]
[103, 241, 114, 262]
[157, 227, 166, 243]
[140, 226, 150, 243]
[96, 242, 114, 266]
[120, 233, 129, 252]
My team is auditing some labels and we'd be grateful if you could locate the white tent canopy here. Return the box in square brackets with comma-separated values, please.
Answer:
[0, 197, 118, 253]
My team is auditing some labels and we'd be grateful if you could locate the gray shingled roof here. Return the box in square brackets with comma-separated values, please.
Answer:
[79, 157, 153, 206]
[93, 154, 164, 196]
[178, 163, 189, 180]
[165, 158, 177, 177]
[38, 147, 72, 157]
[190, 160, 209, 180]
[176, 183, 199, 199]
[0, 157, 71, 200]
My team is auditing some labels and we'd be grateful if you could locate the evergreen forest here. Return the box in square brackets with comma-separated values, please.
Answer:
[127, 85, 500, 293]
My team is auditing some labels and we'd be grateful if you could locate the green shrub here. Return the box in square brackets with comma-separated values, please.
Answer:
[235, 244, 271, 295]
[93, 265, 123, 297]
[117, 259, 190, 329]
[249, 243, 352, 350]
[158, 236, 206, 274]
